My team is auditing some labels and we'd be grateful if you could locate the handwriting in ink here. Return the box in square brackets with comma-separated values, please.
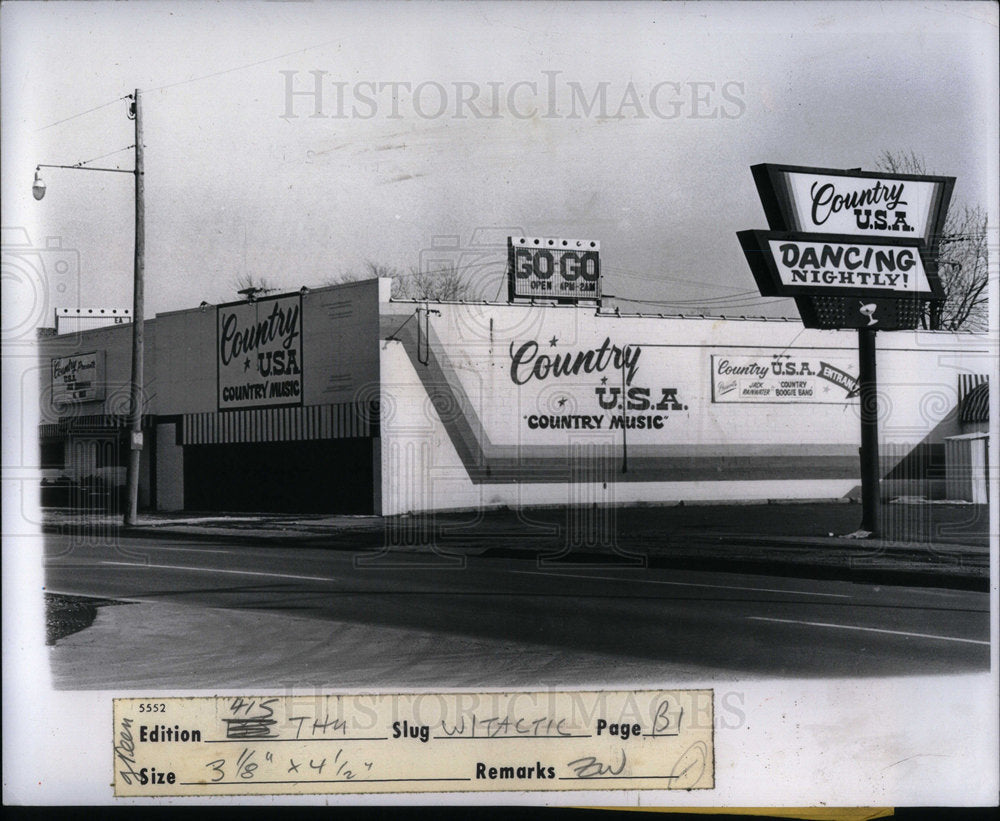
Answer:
[115, 717, 142, 785]
[439, 714, 573, 738]
[669, 741, 708, 789]
[567, 748, 627, 778]
[236, 748, 258, 779]
[228, 697, 276, 717]
[224, 697, 279, 739]
[206, 759, 225, 782]
[289, 714, 348, 739]
[223, 717, 278, 738]
[652, 698, 683, 736]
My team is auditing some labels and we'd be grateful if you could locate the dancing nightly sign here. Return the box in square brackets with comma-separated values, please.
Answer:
[736, 231, 941, 300]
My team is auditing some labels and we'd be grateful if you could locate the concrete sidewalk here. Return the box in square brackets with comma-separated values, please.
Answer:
[41, 500, 993, 590]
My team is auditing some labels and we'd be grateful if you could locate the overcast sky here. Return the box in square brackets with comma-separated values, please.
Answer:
[2, 0, 997, 325]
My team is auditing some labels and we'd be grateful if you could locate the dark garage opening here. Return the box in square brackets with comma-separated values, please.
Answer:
[184, 438, 375, 513]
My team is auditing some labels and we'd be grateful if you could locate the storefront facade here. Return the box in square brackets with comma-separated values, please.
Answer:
[37, 277, 990, 514]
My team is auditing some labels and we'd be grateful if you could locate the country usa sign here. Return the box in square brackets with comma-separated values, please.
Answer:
[217, 293, 303, 410]
[737, 230, 943, 300]
[751, 164, 954, 244]
[505, 335, 689, 442]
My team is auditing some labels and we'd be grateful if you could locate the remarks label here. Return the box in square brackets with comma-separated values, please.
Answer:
[114, 690, 714, 796]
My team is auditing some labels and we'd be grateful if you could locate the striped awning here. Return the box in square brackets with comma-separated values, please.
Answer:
[181, 401, 379, 445]
[960, 381, 989, 424]
[38, 413, 154, 438]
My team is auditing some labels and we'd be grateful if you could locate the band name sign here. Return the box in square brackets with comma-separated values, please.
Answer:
[508, 236, 601, 302]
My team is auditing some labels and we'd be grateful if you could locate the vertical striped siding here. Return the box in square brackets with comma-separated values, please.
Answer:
[181, 402, 377, 445]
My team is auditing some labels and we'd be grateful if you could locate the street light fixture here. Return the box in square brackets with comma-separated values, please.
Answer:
[31, 169, 46, 200]
[33, 88, 146, 527]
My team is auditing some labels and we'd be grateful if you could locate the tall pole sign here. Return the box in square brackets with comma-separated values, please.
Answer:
[739, 164, 954, 536]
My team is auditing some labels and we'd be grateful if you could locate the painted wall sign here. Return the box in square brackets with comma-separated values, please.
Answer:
[217, 293, 303, 410]
[504, 334, 689, 441]
[51, 350, 105, 404]
[508, 236, 601, 302]
[737, 230, 942, 300]
[751, 164, 954, 244]
[711, 353, 859, 403]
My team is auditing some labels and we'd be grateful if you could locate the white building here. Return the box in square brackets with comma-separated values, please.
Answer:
[37, 278, 991, 514]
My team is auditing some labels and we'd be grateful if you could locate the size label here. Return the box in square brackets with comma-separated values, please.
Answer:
[113, 690, 714, 795]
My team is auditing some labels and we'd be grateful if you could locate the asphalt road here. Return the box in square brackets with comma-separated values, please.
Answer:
[44, 532, 990, 689]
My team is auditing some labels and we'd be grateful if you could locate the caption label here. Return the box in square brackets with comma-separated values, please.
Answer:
[114, 690, 714, 796]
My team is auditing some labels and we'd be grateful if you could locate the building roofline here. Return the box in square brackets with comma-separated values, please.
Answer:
[387, 295, 800, 322]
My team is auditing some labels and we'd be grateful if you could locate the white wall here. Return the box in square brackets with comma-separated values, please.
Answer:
[379, 301, 990, 514]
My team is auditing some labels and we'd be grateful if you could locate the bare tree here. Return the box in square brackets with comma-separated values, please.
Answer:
[875, 150, 988, 332]
[324, 260, 472, 301]
[398, 262, 470, 301]
[934, 203, 989, 332]
[231, 273, 275, 299]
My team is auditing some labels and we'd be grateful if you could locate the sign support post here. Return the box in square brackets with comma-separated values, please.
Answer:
[739, 162, 954, 539]
[620, 348, 629, 474]
[857, 328, 881, 536]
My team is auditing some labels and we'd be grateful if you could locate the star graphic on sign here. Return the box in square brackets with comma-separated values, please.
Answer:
[558, 397, 567, 407]
[822, 385, 830, 393]
[600, 376, 608, 385]
[549, 336, 558, 347]
[244, 357, 251, 371]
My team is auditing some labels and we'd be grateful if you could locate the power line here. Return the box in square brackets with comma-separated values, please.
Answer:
[606, 293, 789, 309]
[625, 291, 764, 305]
[76, 144, 136, 168]
[36, 95, 131, 132]
[604, 294, 784, 311]
[603, 264, 756, 292]
[36, 39, 341, 131]
[147, 39, 343, 95]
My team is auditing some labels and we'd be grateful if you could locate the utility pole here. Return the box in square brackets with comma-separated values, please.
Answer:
[124, 88, 145, 526]
[34, 89, 146, 524]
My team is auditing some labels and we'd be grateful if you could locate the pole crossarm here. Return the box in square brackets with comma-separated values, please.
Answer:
[36, 163, 134, 174]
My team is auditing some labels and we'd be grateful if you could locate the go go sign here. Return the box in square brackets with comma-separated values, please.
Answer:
[508, 236, 601, 302]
